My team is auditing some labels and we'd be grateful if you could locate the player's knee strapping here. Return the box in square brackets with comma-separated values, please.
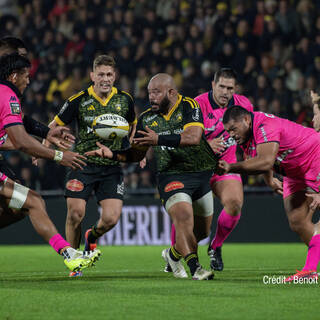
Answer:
[8, 182, 29, 210]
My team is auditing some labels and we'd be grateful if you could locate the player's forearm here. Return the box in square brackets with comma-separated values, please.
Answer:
[262, 170, 274, 186]
[229, 157, 274, 174]
[114, 147, 147, 163]
[7, 126, 57, 161]
[48, 119, 59, 128]
[180, 131, 201, 146]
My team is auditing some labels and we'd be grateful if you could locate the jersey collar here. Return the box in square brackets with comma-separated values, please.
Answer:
[88, 85, 117, 106]
[208, 90, 234, 110]
[162, 94, 182, 121]
[0, 80, 21, 97]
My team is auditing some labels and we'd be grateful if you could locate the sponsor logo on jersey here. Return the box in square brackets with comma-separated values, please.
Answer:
[9, 96, 17, 102]
[10, 102, 20, 114]
[259, 124, 268, 142]
[66, 179, 84, 192]
[207, 113, 214, 119]
[145, 114, 157, 122]
[87, 105, 95, 110]
[81, 99, 94, 107]
[164, 181, 185, 192]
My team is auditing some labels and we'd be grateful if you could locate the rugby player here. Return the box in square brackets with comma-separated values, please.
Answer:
[169, 68, 253, 272]
[217, 105, 320, 281]
[48, 55, 136, 276]
[86, 73, 218, 280]
[0, 53, 100, 272]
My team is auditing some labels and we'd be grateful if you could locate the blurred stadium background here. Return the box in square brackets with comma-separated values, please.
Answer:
[0, 0, 319, 244]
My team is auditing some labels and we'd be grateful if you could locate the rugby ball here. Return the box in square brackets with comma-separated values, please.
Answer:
[92, 113, 129, 140]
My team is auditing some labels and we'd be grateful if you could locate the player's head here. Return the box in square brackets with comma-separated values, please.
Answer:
[91, 55, 116, 96]
[212, 68, 237, 107]
[222, 105, 252, 144]
[0, 37, 28, 57]
[0, 53, 31, 94]
[147, 73, 177, 114]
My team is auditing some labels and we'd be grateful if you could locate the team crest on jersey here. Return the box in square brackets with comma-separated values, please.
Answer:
[176, 112, 182, 121]
[164, 181, 184, 192]
[10, 102, 20, 114]
[115, 103, 121, 111]
[192, 108, 200, 121]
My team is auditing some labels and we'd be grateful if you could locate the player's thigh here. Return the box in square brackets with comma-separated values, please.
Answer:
[168, 199, 194, 227]
[212, 178, 243, 208]
[283, 190, 313, 223]
[99, 198, 123, 222]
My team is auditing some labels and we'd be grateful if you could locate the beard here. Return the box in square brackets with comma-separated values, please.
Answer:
[151, 96, 170, 114]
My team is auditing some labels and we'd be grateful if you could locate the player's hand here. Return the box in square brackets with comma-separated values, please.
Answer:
[140, 157, 147, 168]
[47, 126, 75, 150]
[85, 142, 113, 158]
[305, 192, 320, 211]
[208, 137, 225, 154]
[310, 90, 320, 105]
[134, 126, 158, 146]
[269, 177, 283, 195]
[216, 160, 230, 175]
[60, 151, 87, 170]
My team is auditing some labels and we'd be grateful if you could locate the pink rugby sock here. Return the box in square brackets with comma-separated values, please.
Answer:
[49, 234, 71, 254]
[210, 209, 241, 250]
[170, 224, 176, 246]
[302, 234, 320, 271]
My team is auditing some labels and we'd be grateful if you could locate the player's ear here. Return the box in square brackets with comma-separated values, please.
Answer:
[90, 71, 95, 82]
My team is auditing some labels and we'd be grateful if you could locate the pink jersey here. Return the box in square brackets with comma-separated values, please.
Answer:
[0, 82, 23, 144]
[195, 91, 253, 163]
[243, 112, 320, 181]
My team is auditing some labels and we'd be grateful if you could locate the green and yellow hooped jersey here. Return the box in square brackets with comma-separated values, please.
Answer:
[135, 95, 218, 174]
[54, 86, 137, 166]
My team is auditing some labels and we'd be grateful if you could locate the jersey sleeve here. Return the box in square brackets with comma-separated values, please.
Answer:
[182, 98, 205, 130]
[54, 97, 79, 126]
[255, 116, 280, 145]
[122, 91, 137, 125]
[1, 94, 23, 129]
[131, 115, 148, 151]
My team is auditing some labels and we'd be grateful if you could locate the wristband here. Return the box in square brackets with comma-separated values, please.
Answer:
[54, 150, 63, 162]
[111, 151, 118, 161]
[158, 134, 181, 147]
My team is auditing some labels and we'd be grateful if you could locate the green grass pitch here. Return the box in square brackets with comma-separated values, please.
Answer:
[0, 244, 318, 320]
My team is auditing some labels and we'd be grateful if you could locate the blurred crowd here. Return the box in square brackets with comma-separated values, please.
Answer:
[1, 0, 319, 193]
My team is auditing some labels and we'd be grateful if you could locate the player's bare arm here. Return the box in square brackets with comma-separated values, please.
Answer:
[134, 125, 203, 147]
[217, 142, 279, 175]
[85, 141, 147, 163]
[262, 170, 283, 195]
[6, 124, 86, 170]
